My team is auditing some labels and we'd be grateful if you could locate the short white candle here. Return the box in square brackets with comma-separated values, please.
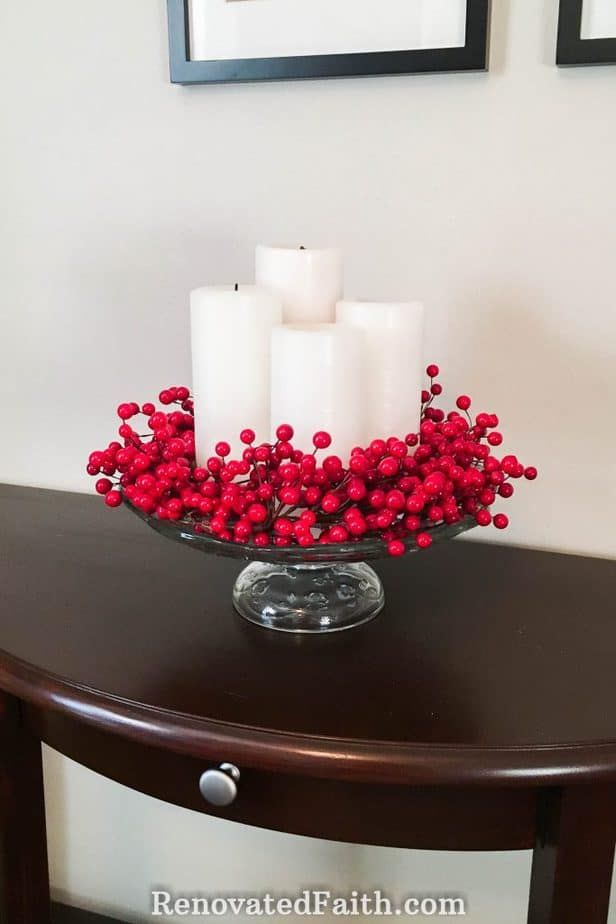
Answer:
[336, 300, 425, 442]
[191, 285, 283, 464]
[255, 245, 343, 324]
[270, 324, 363, 460]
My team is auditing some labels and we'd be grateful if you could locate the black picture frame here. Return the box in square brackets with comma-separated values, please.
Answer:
[167, 0, 491, 85]
[557, 0, 616, 65]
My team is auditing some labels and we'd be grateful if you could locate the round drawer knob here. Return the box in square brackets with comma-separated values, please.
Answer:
[199, 763, 240, 806]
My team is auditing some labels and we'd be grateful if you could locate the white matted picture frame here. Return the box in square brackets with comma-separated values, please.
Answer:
[557, 0, 616, 65]
[167, 0, 491, 85]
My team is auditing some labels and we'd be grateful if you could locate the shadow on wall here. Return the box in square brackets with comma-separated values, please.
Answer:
[450, 285, 616, 456]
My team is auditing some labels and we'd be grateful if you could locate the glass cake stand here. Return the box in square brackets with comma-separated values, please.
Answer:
[128, 503, 475, 634]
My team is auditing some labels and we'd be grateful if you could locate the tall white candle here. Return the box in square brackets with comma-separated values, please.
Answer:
[191, 285, 283, 464]
[270, 324, 363, 460]
[336, 300, 425, 443]
[255, 245, 343, 324]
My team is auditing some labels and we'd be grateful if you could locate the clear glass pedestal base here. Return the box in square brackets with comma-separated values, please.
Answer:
[128, 501, 476, 634]
[232, 561, 385, 634]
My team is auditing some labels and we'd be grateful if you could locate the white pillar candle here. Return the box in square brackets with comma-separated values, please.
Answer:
[255, 245, 343, 324]
[270, 324, 363, 460]
[336, 300, 425, 443]
[191, 285, 283, 464]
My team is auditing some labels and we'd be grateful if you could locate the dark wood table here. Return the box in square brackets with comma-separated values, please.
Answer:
[1, 484, 615, 923]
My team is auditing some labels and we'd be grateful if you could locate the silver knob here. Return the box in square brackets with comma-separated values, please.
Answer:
[199, 763, 240, 806]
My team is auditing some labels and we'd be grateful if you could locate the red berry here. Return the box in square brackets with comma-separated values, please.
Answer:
[323, 456, 344, 479]
[321, 493, 341, 514]
[300, 510, 317, 526]
[276, 441, 293, 459]
[276, 424, 294, 442]
[426, 364, 439, 378]
[149, 412, 167, 430]
[135, 473, 156, 491]
[159, 390, 173, 405]
[347, 477, 367, 501]
[240, 429, 256, 445]
[488, 431, 503, 446]
[257, 483, 274, 501]
[247, 503, 268, 524]
[479, 488, 496, 506]
[304, 486, 321, 505]
[142, 402, 155, 416]
[347, 516, 367, 537]
[296, 530, 315, 548]
[427, 504, 443, 523]
[406, 493, 425, 514]
[253, 532, 269, 547]
[215, 441, 231, 458]
[115, 448, 134, 466]
[279, 486, 301, 506]
[376, 510, 395, 529]
[416, 532, 432, 549]
[456, 395, 471, 411]
[423, 472, 445, 496]
[390, 441, 408, 459]
[431, 383, 443, 396]
[104, 490, 122, 508]
[501, 456, 519, 476]
[167, 438, 185, 457]
[166, 498, 183, 516]
[494, 513, 509, 530]
[388, 540, 406, 557]
[279, 462, 300, 483]
[404, 514, 421, 531]
[300, 454, 317, 475]
[234, 520, 252, 542]
[524, 466, 538, 480]
[476, 509, 492, 527]
[385, 490, 405, 511]
[117, 403, 135, 420]
[498, 483, 514, 498]
[95, 478, 113, 495]
[176, 386, 190, 401]
[349, 454, 370, 475]
[313, 431, 332, 450]
[378, 456, 399, 478]
[273, 517, 294, 537]
[330, 526, 350, 544]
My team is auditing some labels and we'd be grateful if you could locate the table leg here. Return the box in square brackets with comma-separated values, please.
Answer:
[527, 785, 616, 924]
[0, 693, 51, 923]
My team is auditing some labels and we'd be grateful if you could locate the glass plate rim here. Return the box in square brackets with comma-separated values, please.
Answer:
[126, 501, 477, 564]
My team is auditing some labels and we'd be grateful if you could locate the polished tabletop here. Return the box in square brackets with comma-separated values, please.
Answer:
[1, 483, 615, 786]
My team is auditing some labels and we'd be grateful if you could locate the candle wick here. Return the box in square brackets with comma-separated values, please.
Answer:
[299, 246, 306, 251]
[234, 283, 239, 291]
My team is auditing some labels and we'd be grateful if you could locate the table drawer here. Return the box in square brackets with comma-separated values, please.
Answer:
[30, 705, 537, 851]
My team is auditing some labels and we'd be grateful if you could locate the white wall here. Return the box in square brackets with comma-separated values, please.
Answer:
[2, 0, 616, 921]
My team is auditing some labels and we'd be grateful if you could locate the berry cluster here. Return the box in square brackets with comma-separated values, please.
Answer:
[87, 367, 537, 557]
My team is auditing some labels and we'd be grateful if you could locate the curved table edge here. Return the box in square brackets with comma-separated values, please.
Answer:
[2, 652, 616, 788]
